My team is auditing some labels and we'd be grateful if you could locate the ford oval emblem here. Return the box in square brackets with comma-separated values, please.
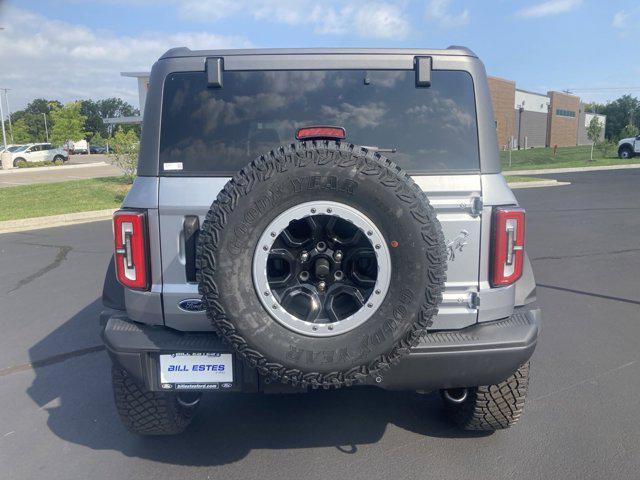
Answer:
[178, 298, 204, 312]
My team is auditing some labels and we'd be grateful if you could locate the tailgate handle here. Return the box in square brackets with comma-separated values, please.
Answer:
[183, 216, 200, 283]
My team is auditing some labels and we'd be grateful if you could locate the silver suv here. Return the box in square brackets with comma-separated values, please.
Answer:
[101, 47, 540, 435]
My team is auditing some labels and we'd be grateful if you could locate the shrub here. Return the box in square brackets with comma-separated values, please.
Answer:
[109, 128, 139, 183]
[596, 140, 616, 158]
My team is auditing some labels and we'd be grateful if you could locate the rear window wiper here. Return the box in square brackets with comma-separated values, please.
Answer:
[361, 145, 397, 153]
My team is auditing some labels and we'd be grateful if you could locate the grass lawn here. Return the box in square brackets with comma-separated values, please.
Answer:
[500, 145, 634, 171]
[0, 177, 131, 222]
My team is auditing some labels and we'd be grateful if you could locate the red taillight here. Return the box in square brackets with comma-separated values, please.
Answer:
[113, 210, 149, 290]
[491, 207, 525, 287]
[296, 126, 346, 141]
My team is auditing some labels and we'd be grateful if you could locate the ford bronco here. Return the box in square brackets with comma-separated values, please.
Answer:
[101, 47, 540, 435]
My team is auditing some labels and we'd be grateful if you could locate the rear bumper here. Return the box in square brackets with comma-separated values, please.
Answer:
[101, 307, 540, 392]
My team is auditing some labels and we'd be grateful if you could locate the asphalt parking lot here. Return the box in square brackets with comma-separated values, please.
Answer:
[0, 169, 639, 480]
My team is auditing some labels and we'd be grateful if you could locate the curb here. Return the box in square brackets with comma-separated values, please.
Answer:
[0, 209, 116, 234]
[508, 180, 570, 189]
[0, 162, 108, 175]
[504, 163, 640, 176]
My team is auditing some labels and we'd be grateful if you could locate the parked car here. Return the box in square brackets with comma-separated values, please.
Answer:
[1, 144, 21, 153]
[618, 135, 640, 159]
[71, 139, 89, 154]
[101, 47, 540, 436]
[8, 143, 69, 167]
[89, 144, 108, 154]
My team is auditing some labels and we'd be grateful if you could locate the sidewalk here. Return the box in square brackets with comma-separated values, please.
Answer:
[0, 209, 116, 234]
[504, 163, 640, 176]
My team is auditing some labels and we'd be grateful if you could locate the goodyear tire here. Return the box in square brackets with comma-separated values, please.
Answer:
[197, 141, 447, 388]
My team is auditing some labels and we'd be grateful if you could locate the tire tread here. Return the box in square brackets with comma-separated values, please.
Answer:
[196, 141, 447, 389]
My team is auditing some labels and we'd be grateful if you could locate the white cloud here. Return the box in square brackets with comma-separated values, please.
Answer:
[0, 5, 251, 111]
[179, 0, 410, 39]
[354, 4, 411, 39]
[611, 11, 628, 29]
[179, 0, 243, 22]
[425, 0, 470, 28]
[516, 0, 582, 18]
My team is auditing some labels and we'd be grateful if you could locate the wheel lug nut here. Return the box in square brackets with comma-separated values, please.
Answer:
[316, 242, 326, 252]
[299, 271, 309, 282]
[300, 251, 309, 262]
[334, 270, 344, 281]
[318, 281, 326, 292]
[334, 250, 343, 262]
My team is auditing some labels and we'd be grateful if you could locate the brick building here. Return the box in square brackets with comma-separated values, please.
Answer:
[487, 76, 605, 150]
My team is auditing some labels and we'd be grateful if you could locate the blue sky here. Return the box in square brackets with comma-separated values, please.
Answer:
[0, 0, 638, 111]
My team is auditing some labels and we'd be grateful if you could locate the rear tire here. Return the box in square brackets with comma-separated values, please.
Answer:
[111, 366, 200, 435]
[13, 157, 25, 167]
[441, 362, 530, 431]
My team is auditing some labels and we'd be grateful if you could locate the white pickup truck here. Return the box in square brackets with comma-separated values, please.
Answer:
[618, 135, 640, 159]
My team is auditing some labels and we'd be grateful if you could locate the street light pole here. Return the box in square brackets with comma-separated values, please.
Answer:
[43, 113, 49, 143]
[4, 90, 12, 143]
[0, 88, 12, 142]
[0, 98, 7, 150]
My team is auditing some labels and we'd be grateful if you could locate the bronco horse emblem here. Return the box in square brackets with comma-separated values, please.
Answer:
[447, 230, 469, 261]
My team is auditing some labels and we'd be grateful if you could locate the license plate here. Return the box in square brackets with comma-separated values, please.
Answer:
[159, 353, 233, 390]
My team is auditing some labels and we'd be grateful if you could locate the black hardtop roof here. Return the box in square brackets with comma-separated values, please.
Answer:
[159, 46, 477, 60]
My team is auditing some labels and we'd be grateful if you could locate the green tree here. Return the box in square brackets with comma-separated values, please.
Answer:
[597, 95, 640, 140]
[620, 123, 639, 139]
[80, 99, 106, 139]
[586, 116, 603, 161]
[10, 118, 32, 144]
[9, 98, 62, 143]
[98, 97, 139, 136]
[49, 102, 88, 146]
[110, 127, 140, 182]
[90, 131, 107, 146]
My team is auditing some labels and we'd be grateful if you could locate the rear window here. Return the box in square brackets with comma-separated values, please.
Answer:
[159, 69, 479, 175]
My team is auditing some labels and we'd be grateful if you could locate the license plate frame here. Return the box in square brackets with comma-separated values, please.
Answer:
[158, 352, 234, 391]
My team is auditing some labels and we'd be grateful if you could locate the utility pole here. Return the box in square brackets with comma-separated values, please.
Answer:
[0, 97, 7, 150]
[43, 113, 49, 143]
[0, 88, 13, 142]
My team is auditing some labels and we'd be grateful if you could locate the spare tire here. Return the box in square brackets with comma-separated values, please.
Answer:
[197, 141, 446, 388]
